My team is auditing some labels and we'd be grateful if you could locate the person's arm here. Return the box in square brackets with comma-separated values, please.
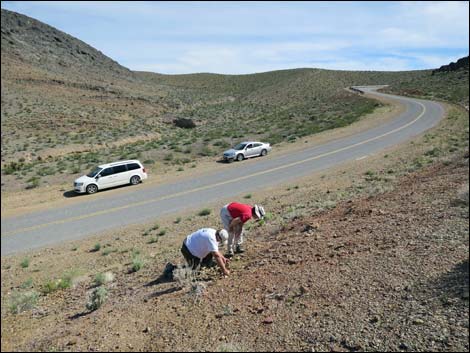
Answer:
[212, 251, 230, 276]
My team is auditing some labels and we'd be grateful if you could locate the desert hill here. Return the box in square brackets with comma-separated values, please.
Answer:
[0, 7, 468, 194]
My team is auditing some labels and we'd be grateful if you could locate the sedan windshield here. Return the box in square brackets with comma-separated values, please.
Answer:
[87, 167, 103, 178]
[233, 143, 247, 150]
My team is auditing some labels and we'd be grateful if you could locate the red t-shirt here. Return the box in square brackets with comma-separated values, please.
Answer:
[227, 202, 252, 224]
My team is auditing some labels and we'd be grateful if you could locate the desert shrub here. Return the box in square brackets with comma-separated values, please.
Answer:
[41, 270, 79, 294]
[174, 118, 196, 129]
[102, 248, 116, 256]
[25, 177, 40, 189]
[3, 161, 26, 174]
[9, 290, 39, 314]
[42, 280, 59, 294]
[94, 272, 114, 286]
[20, 278, 34, 289]
[173, 264, 196, 288]
[173, 265, 206, 301]
[216, 342, 246, 352]
[86, 286, 108, 311]
[198, 146, 214, 157]
[452, 184, 469, 207]
[147, 237, 158, 244]
[198, 208, 211, 216]
[20, 258, 30, 268]
[131, 254, 144, 272]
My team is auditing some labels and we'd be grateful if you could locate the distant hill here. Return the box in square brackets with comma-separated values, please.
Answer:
[433, 56, 469, 74]
[1, 9, 134, 82]
[382, 56, 469, 110]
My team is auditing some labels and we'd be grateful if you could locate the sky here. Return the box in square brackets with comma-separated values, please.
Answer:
[2, 1, 469, 74]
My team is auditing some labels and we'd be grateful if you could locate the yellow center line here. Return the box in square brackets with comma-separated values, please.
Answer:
[2, 100, 426, 237]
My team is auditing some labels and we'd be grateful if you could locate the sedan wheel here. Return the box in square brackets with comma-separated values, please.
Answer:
[236, 154, 244, 161]
[86, 184, 98, 194]
[130, 175, 141, 185]
[260, 149, 267, 156]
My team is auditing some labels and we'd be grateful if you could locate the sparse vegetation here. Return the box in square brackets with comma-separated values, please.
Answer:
[198, 208, 211, 216]
[20, 258, 30, 268]
[147, 237, 158, 244]
[8, 290, 39, 314]
[86, 286, 108, 311]
[102, 248, 116, 256]
[41, 269, 80, 294]
[93, 272, 114, 286]
[91, 243, 101, 252]
[131, 253, 145, 272]
[172, 264, 206, 302]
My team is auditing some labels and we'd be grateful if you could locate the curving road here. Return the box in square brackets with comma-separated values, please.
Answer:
[1, 87, 444, 255]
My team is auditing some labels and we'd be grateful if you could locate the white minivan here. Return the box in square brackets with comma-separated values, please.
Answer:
[74, 160, 148, 194]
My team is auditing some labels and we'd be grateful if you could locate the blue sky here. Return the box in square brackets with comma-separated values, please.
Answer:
[2, 1, 469, 74]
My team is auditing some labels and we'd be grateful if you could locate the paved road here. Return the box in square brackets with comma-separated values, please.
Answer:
[1, 87, 444, 255]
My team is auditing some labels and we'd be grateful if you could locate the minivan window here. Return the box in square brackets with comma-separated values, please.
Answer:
[127, 163, 140, 171]
[87, 167, 103, 178]
[100, 168, 114, 177]
[113, 165, 127, 174]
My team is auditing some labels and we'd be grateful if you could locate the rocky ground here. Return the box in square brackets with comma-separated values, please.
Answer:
[1, 105, 468, 352]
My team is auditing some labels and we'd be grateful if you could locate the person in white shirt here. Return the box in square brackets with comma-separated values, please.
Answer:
[181, 228, 230, 276]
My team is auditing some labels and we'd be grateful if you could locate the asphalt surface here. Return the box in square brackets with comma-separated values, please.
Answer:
[1, 87, 444, 255]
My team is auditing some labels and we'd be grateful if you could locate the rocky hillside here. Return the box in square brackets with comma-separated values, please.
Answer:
[1, 9, 134, 82]
[433, 56, 469, 74]
[384, 56, 469, 110]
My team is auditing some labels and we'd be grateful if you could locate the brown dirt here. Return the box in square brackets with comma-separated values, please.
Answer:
[1, 105, 468, 352]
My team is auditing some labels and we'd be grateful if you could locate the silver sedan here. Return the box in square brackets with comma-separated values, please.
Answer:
[223, 141, 272, 162]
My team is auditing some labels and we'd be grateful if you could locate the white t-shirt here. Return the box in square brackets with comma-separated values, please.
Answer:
[185, 228, 219, 260]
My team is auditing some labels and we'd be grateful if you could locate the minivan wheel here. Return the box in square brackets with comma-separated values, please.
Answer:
[260, 149, 267, 156]
[236, 154, 244, 162]
[86, 184, 98, 194]
[130, 175, 141, 185]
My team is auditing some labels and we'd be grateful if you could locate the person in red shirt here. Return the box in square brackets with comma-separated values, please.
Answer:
[220, 202, 265, 256]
